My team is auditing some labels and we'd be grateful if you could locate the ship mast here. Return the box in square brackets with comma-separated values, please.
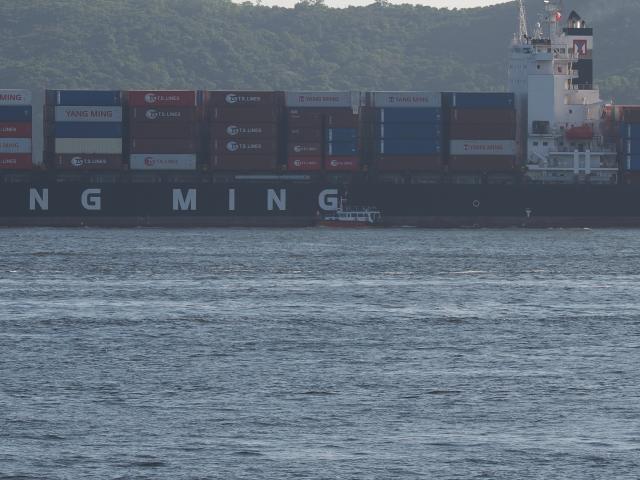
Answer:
[517, 0, 528, 41]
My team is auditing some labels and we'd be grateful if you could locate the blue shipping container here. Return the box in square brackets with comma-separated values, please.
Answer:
[626, 140, 640, 154]
[326, 128, 358, 142]
[377, 123, 441, 140]
[54, 122, 123, 138]
[327, 141, 359, 156]
[620, 123, 640, 139]
[378, 139, 441, 155]
[0, 106, 32, 122]
[446, 92, 515, 109]
[378, 108, 441, 124]
[626, 155, 640, 170]
[47, 90, 122, 106]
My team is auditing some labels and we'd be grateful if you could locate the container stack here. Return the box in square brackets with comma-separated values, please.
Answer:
[445, 92, 517, 172]
[127, 90, 200, 171]
[44, 90, 123, 170]
[366, 92, 442, 172]
[208, 91, 283, 171]
[0, 90, 33, 170]
[620, 107, 640, 171]
[286, 92, 361, 172]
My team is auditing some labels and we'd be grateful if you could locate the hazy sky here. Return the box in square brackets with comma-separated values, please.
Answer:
[260, 0, 511, 8]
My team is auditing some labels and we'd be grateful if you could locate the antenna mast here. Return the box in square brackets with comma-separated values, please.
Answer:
[518, 0, 529, 41]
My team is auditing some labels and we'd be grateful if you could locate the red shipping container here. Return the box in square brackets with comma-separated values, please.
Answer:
[376, 155, 443, 172]
[127, 90, 197, 107]
[129, 107, 198, 123]
[208, 91, 283, 107]
[130, 122, 197, 139]
[210, 106, 280, 123]
[450, 108, 516, 124]
[448, 155, 516, 172]
[449, 123, 516, 140]
[287, 108, 324, 127]
[211, 122, 278, 140]
[288, 156, 323, 171]
[0, 154, 32, 169]
[55, 154, 123, 170]
[325, 156, 360, 172]
[326, 110, 359, 128]
[287, 143, 322, 156]
[287, 127, 323, 142]
[211, 154, 278, 171]
[0, 123, 32, 138]
[130, 138, 198, 154]
[212, 139, 278, 155]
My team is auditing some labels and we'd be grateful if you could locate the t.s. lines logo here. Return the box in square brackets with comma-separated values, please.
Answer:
[144, 156, 156, 166]
[225, 94, 238, 104]
[145, 109, 159, 120]
[144, 93, 157, 104]
[226, 141, 239, 152]
[71, 156, 84, 167]
[226, 125, 239, 136]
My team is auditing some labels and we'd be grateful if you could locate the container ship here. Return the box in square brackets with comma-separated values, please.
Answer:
[2, 0, 640, 227]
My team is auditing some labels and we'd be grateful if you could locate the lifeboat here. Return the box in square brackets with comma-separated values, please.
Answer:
[565, 124, 594, 140]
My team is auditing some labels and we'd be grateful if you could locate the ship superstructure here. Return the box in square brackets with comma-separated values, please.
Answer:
[509, 0, 618, 184]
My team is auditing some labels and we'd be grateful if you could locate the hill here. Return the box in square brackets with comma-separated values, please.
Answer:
[1, 0, 640, 102]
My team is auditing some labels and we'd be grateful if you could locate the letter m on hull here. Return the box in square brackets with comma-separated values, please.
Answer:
[173, 188, 197, 211]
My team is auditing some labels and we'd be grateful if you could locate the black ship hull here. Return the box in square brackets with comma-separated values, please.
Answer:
[1, 173, 640, 227]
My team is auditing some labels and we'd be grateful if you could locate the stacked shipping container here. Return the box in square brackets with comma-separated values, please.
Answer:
[0, 90, 33, 170]
[445, 92, 517, 172]
[127, 91, 200, 171]
[208, 91, 282, 171]
[620, 107, 640, 171]
[286, 92, 361, 172]
[44, 90, 123, 170]
[366, 92, 442, 172]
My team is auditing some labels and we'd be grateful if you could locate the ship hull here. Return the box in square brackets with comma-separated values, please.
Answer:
[2, 174, 640, 227]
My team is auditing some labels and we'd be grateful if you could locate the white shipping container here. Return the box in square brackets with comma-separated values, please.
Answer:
[55, 106, 123, 123]
[0, 138, 31, 154]
[449, 140, 516, 156]
[129, 154, 197, 170]
[372, 91, 442, 108]
[55, 138, 122, 154]
[285, 91, 359, 108]
[0, 89, 32, 106]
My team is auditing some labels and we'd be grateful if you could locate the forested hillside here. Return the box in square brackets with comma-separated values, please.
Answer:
[1, 0, 640, 102]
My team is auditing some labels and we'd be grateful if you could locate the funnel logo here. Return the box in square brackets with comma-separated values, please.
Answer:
[71, 156, 84, 167]
[145, 109, 159, 120]
[226, 141, 239, 152]
[226, 125, 239, 136]
[144, 93, 157, 104]
[225, 93, 238, 104]
[574, 40, 587, 57]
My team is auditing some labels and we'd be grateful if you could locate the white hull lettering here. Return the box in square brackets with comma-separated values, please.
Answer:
[82, 189, 102, 211]
[29, 188, 48, 211]
[319, 189, 339, 211]
[267, 189, 286, 211]
[173, 188, 197, 211]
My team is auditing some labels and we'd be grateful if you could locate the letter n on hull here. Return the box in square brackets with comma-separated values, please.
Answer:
[29, 188, 48, 211]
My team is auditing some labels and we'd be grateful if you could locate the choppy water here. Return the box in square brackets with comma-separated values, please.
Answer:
[1, 228, 640, 479]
